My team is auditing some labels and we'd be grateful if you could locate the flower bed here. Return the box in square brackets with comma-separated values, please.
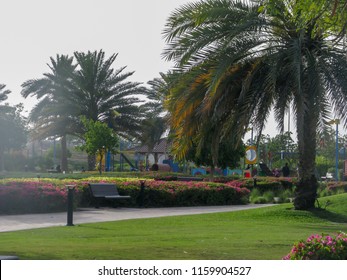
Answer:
[78, 179, 250, 208]
[283, 232, 347, 260]
[327, 182, 347, 194]
[0, 181, 70, 214]
[0, 178, 250, 214]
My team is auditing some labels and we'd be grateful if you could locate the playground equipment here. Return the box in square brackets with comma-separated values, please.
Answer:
[120, 153, 137, 170]
[259, 163, 274, 176]
[163, 159, 180, 172]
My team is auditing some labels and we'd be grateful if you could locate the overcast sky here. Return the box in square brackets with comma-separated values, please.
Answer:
[1, 1, 191, 107]
[0, 0, 286, 138]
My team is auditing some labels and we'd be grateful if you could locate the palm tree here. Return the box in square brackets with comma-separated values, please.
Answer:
[23, 50, 147, 171]
[21, 55, 77, 172]
[72, 50, 145, 129]
[72, 50, 147, 169]
[163, 0, 347, 210]
[136, 73, 174, 165]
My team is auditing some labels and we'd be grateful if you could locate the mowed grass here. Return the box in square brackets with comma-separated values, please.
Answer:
[1, 194, 347, 260]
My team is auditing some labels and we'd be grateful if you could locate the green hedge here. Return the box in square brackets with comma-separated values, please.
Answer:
[0, 178, 250, 214]
[80, 180, 250, 208]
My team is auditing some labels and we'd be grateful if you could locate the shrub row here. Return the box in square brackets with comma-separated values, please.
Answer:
[0, 179, 250, 214]
[0, 181, 69, 214]
[79, 180, 250, 208]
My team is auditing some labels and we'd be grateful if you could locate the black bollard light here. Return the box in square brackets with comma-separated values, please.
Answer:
[139, 180, 145, 208]
[66, 185, 75, 226]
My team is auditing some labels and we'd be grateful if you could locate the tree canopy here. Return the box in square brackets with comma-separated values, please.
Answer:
[163, 0, 347, 209]
[79, 117, 119, 174]
[0, 101, 27, 171]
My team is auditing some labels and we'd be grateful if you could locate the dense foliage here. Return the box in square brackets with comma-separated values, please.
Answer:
[283, 232, 347, 260]
[0, 178, 250, 214]
[0, 181, 69, 214]
[163, 0, 347, 210]
[0, 86, 27, 171]
[79, 117, 119, 174]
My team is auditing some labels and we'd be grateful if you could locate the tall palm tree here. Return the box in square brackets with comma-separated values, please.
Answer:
[163, 0, 347, 210]
[72, 50, 146, 169]
[23, 50, 147, 171]
[72, 50, 145, 132]
[136, 72, 174, 164]
[21, 55, 77, 172]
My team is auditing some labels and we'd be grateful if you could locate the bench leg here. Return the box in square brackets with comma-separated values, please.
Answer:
[94, 198, 100, 209]
[112, 200, 118, 208]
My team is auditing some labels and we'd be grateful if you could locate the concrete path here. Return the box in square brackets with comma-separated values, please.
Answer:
[0, 204, 273, 233]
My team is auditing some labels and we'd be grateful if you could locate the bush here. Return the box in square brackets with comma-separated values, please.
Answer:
[0, 181, 72, 214]
[327, 182, 347, 194]
[252, 196, 268, 204]
[280, 189, 294, 202]
[249, 188, 262, 203]
[283, 232, 347, 260]
[0, 178, 251, 213]
[235, 177, 294, 196]
[113, 180, 250, 207]
[263, 191, 275, 202]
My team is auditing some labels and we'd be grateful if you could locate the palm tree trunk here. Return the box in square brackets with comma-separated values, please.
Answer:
[60, 135, 68, 173]
[294, 107, 318, 210]
[209, 165, 215, 180]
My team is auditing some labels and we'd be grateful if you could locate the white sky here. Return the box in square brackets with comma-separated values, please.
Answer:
[0, 0, 283, 137]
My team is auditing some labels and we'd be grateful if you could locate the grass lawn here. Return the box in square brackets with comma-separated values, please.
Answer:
[0, 194, 346, 260]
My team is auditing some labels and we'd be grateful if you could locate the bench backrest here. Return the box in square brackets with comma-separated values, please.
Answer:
[89, 183, 120, 197]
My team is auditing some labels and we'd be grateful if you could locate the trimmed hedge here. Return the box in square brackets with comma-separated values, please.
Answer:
[0, 181, 69, 214]
[0, 178, 250, 214]
[80, 180, 250, 208]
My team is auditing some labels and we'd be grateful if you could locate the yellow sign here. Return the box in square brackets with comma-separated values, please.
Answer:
[245, 146, 257, 164]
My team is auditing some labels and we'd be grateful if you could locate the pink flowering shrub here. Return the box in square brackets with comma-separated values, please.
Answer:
[283, 232, 347, 260]
[0, 178, 250, 213]
[0, 181, 76, 214]
[326, 182, 347, 195]
[77, 180, 250, 208]
[119, 180, 250, 207]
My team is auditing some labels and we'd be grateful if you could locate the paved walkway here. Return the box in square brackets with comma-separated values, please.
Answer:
[0, 204, 273, 232]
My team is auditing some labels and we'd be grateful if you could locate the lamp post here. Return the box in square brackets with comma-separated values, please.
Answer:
[66, 185, 75, 226]
[139, 180, 146, 208]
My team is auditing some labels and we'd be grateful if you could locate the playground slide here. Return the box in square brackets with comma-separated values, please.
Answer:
[259, 163, 274, 176]
[120, 153, 136, 170]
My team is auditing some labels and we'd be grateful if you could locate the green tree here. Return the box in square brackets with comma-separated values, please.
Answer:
[79, 118, 119, 174]
[137, 73, 174, 164]
[257, 132, 298, 169]
[0, 101, 27, 171]
[186, 128, 245, 175]
[163, 0, 347, 209]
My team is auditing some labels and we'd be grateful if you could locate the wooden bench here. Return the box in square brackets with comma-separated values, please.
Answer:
[88, 183, 131, 208]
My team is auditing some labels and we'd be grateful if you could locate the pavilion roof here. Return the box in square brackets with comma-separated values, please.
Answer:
[135, 138, 170, 154]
